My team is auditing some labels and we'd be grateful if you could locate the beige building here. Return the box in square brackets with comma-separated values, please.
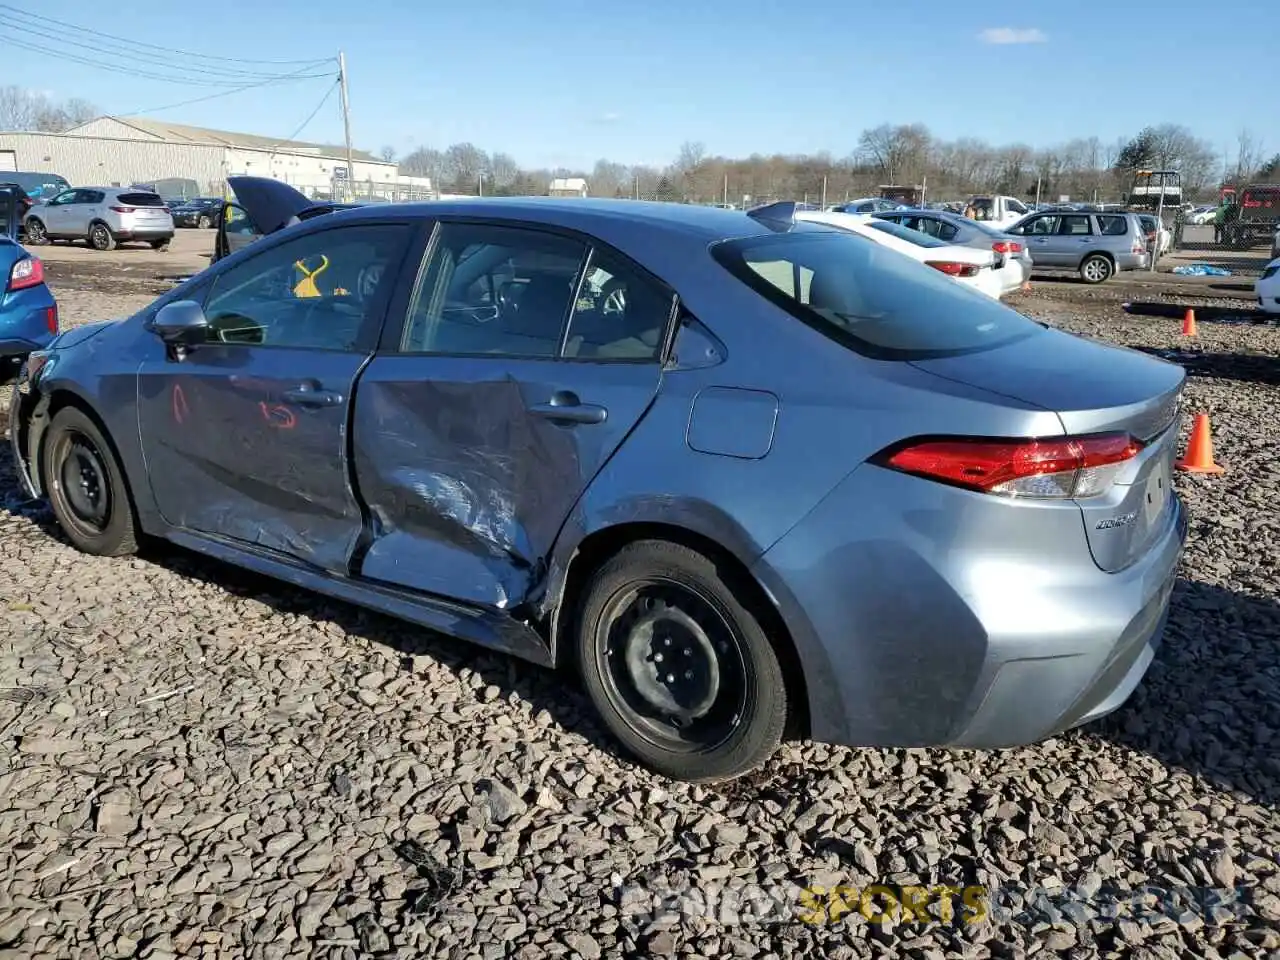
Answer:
[0, 116, 431, 200]
[549, 177, 588, 198]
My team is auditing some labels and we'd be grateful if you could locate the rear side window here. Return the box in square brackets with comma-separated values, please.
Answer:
[1097, 215, 1128, 236]
[712, 231, 1041, 360]
[117, 192, 166, 207]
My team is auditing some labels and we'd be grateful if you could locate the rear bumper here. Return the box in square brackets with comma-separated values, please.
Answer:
[753, 466, 1188, 750]
[0, 290, 58, 357]
[115, 227, 174, 241]
[1115, 251, 1149, 271]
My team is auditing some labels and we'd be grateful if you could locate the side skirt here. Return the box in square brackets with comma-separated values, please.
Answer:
[167, 529, 554, 667]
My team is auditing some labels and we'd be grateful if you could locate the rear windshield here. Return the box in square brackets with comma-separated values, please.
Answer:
[864, 219, 950, 248]
[118, 192, 166, 207]
[712, 231, 1041, 360]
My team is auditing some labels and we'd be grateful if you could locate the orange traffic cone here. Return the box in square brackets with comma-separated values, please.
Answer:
[1182, 308, 1197, 336]
[1175, 413, 1224, 474]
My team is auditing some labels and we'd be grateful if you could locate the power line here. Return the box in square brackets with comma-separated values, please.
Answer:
[273, 79, 341, 146]
[129, 69, 338, 116]
[4, 17, 333, 84]
[6, 34, 333, 87]
[0, 4, 332, 67]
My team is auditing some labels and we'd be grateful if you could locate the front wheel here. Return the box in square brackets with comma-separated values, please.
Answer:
[88, 222, 116, 251]
[41, 406, 139, 557]
[574, 540, 788, 782]
[25, 219, 48, 244]
[1079, 254, 1113, 284]
[197, 215, 211, 229]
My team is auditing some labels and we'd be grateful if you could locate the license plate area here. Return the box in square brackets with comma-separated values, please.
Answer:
[1142, 457, 1170, 527]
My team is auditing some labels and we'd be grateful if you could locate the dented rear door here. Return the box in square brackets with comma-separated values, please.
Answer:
[349, 218, 674, 610]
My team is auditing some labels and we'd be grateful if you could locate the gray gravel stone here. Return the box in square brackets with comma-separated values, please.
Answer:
[1, 261, 1277, 959]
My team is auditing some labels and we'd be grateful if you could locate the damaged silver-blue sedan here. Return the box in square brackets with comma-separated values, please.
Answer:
[10, 180, 1188, 781]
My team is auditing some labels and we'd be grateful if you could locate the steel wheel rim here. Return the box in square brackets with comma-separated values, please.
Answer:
[595, 577, 749, 754]
[27, 221, 46, 243]
[90, 225, 109, 249]
[54, 431, 112, 533]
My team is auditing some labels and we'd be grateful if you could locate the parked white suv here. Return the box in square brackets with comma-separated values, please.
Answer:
[24, 187, 175, 251]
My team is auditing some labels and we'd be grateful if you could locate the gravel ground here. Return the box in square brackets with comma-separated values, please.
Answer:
[1, 248, 1278, 960]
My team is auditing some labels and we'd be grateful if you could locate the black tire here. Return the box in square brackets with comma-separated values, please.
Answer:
[574, 540, 787, 782]
[41, 406, 139, 557]
[1079, 253, 1113, 284]
[151, 239, 171, 251]
[197, 215, 211, 229]
[88, 222, 116, 252]
[25, 219, 48, 244]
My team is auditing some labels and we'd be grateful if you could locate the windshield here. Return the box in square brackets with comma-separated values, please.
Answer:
[711, 230, 1041, 360]
[7, 172, 69, 199]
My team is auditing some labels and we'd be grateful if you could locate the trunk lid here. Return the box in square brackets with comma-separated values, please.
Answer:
[227, 176, 316, 235]
[910, 327, 1185, 573]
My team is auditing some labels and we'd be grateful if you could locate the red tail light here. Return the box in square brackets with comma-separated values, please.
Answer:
[45, 305, 58, 334]
[991, 240, 1023, 254]
[8, 256, 44, 291]
[876, 433, 1144, 499]
[926, 261, 980, 278]
[110, 205, 136, 214]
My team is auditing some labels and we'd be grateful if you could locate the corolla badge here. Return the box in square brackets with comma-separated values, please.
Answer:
[1095, 512, 1137, 530]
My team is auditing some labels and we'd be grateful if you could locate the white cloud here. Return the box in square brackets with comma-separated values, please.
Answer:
[978, 27, 1047, 45]
[594, 111, 622, 124]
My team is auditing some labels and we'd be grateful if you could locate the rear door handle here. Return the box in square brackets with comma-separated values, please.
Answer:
[528, 391, 608, 424]
[283, 383, 344, 407]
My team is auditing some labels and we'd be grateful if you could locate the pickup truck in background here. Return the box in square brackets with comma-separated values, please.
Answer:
[967, 194, 1032, 228]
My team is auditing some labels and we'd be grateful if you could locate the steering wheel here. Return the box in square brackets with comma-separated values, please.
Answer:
[599, 278, 627, 317]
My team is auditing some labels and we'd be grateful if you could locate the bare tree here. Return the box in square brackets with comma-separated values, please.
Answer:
[488, 152, 519, 191]
[1232, 128, 1264, 184]
[401, 146, 445, 185]
[378, 145, 396, 162]
[856, 123, 931, 186]
[0, 86, 98, 132]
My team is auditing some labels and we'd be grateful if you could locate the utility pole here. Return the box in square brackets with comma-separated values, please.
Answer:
[337, 51, 355, 199]
[723, 172, 728, 206]
[820, 175, 827, 209]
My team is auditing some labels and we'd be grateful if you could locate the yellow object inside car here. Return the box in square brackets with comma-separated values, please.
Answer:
[293, 256, 330, 298]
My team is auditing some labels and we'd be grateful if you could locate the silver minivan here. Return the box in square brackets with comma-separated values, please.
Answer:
[24, 187, 175, 251]
[1006, 210, 1149, 283]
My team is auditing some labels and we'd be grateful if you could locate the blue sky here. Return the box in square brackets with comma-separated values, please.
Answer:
[11, 0, 1276, 170]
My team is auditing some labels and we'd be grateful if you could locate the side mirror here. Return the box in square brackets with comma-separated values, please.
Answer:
[149, 300, 209, 348]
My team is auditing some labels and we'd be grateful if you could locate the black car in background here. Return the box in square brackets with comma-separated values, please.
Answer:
[170, 197, 224, 229]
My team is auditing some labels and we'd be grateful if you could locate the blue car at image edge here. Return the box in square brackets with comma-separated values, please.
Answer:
[0, 183, 58, 378]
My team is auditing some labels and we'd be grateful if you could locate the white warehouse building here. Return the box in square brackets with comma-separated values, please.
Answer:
[0, 116, 431, 201]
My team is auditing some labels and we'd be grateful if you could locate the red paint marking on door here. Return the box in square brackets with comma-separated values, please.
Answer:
[172, 383, 189, 424]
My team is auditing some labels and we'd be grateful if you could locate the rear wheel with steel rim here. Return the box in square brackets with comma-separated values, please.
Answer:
[1079, 254, 1113, 284]
[575, 540, 787, 781]
[41, 406, 139, 557]
[88, 222, 116, 251]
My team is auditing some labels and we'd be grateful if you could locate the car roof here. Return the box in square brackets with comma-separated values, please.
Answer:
[308, 196, 792, 243]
